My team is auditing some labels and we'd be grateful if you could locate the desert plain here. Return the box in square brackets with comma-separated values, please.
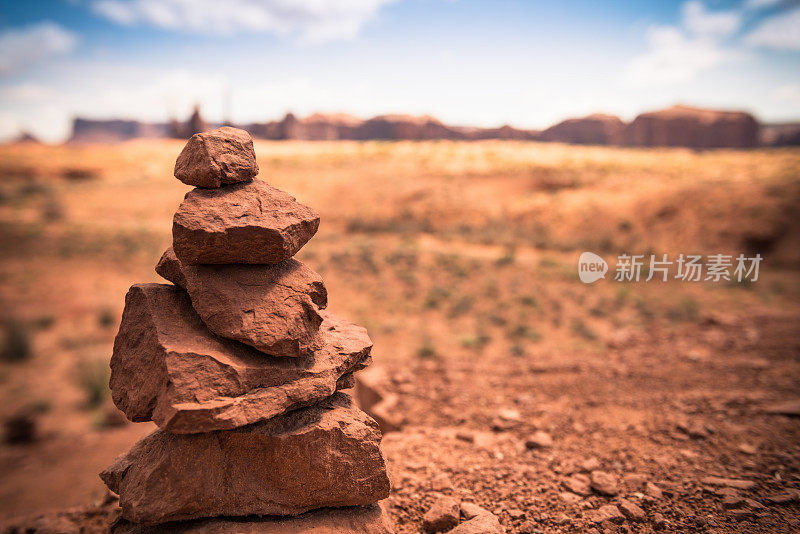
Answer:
[0, 139, 799, 532]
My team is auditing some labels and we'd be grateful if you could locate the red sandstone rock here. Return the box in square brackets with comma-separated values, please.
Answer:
[110, 283, 369, 433]
[525, 430, 553, 449]
[111, 502, 394, 533]
[174, 127, 258, 188]
[169, 259, 328, 357]
[154, 247, 185, 287]
[172, 180, 319, 265]
[622, 105, 759, 149]
[354, 366, 403, 433]
[540, 114, 625, 145]
[101, 393, 391, 525]
[449, 513, 503, 534]
[589, 470, 619, 496]
[422, 495, 459, 533]
[588, 504, 625, 524]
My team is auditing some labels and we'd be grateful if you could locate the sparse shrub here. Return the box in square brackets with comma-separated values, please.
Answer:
[520, 295, 539, 309]
[356, 243, 378, 273]
[32, 315, 55, 330]
[417, 339, 437, 359]
[615, 286, 631, 305]
[666, 296, 699, 322]
[570, 318, 597, 341]
[461, 332, 490, 351]
[3, 410, 38, 444]
[18, 180, 47, 197]
[40, 198, 64, 222]
[507, 323, 541, 342]
[634, 298, 654, 320]
[487, 311, 507, 326]
[483, 277, 499, 297]
[448, 296, 474, 318]
[436, 253, 470, 278]
[384, 247, 419, 269]
[397, 269, 418, 287]
[424, 286, 451, 309]
[98, 307, 116, 328]
[589, 302, 608, 317]
[62, 167, 100, 181]
[76, 358, 110, 409]
[510, 343, 526, 357]
[1, 320, 32, 362]
[538, 257, 559, 269]
[495, 247, 516, 267]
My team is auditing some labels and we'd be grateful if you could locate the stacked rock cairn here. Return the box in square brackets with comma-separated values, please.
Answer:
[101, 127, 393, 532]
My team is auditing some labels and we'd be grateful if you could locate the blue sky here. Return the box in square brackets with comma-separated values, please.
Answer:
[1, 0, 799, 141]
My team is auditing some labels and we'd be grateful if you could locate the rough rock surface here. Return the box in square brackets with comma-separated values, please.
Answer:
[174, 127, 258, 188]
[588, 504, 625, 524]
[158, 257, 328, 357]
[112, 503, 394, 534]
[110, 283, 371, 432]
[590, 470, 619, 496]
[172, 180, 319, 265]
[154, 247, 185, 288]
[101, 393, 390, 525]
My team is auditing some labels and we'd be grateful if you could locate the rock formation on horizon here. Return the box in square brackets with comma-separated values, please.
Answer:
[540, 114, 626, 145]
[100, 127, 392, 532]
[69, 104, 787, 147]
[621, 104, 759, 149]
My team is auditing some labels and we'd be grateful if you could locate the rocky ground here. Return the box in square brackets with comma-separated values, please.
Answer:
[0, 140, 798, 533]
[378, 311, 800, 533]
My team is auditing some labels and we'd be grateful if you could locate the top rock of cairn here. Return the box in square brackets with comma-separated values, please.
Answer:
[171, 127, 320, 265]
[174, 126, 259, 188]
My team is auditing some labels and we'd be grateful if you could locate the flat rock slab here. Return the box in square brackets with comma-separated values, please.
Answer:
[112, 503, 394, 534]
[172, 179, 319, 265]
[110, 283, 371, 433]
[101, 393, 391, 525]
[174, 127, 259, 188]
[159, 254, 328, 357]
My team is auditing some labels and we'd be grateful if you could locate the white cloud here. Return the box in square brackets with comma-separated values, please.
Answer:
[624, 1, 743, 86]
[745, 7, 800, 50]
[625, 27, 740, 86]
[682, 1, 741, 36]
[0, 22, 79, 74]
[91, 0, 398, 42]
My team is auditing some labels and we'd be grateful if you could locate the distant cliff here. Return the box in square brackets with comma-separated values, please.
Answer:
[68, 105, 797, 147]
[540, 114, 626, 145]
[70, 119, 173, 143]
[621, 105, 759, 149]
